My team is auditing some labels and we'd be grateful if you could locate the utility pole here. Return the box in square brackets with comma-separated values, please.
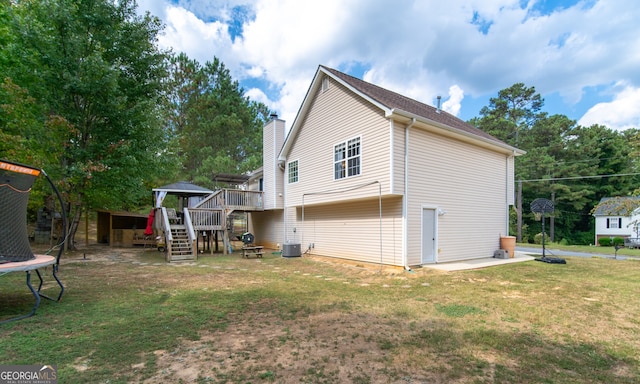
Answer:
[550, 191, 555, 242]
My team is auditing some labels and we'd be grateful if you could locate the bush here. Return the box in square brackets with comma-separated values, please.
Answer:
[612, 237, 625, 246]
[559, 238, 569, 246]
[533, 232, 549, 245]
[598, 237, 612, 247]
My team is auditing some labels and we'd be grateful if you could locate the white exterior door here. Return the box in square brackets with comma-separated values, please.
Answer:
[422, 207, 436, 264]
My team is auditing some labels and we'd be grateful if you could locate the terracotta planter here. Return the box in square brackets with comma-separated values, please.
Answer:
[500, 236, 516, 258]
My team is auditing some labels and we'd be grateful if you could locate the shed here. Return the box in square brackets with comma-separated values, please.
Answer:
[97, 210, 154, 247]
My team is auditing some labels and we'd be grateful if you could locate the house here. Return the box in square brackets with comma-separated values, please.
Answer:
[593, 197, 640, 244]
[247, 65, 524, 267]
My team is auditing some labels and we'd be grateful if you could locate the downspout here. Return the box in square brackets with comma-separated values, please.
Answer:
[403, 118, 416, 270]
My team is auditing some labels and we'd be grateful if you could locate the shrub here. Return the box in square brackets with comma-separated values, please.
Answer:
[598, 237, 612, 247]
[533, 232, 549, 245]
[612, 237, 625, 246]
[559, 238, 569, 246]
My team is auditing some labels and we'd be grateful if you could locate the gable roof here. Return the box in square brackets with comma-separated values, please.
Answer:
[279, 65, 523, 161]
[593, 196, 640, 216]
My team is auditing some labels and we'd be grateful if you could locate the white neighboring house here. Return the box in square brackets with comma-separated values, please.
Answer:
[593, 197, 640, 244]
[246, 65, 524, 267]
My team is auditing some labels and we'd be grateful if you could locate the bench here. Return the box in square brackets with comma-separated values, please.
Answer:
[242, 246, 264, 258]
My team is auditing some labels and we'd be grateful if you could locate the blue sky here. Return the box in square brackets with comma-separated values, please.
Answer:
[137, 0, 639, 132]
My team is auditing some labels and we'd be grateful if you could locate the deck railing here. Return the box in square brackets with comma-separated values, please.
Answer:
[188, 208, 224, 231]
[195, 189, 263, 211]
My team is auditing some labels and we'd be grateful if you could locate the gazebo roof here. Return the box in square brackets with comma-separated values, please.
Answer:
[152, 181, 213, 197]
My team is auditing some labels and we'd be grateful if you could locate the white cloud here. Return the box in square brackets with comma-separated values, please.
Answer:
[578, 84, 640, 131]
[136, 0, 640, 131]
[442, 85, 465, 116]
[244, 87, 270, 106]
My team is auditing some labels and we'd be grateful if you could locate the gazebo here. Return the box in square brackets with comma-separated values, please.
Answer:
[152, 181, 214, 210]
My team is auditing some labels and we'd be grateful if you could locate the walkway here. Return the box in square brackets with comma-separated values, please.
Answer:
[423, 253, 535, 271]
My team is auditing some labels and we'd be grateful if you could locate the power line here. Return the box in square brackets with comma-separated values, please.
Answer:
[518, 172, 640, 183]
[516, 155, 634, 169]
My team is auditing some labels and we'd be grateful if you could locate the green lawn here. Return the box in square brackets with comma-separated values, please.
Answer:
[1, 247, 639, 383]
[519, 241, 640, 258]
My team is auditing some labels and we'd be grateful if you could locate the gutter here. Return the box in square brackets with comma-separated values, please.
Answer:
[387, 108, 526, 155]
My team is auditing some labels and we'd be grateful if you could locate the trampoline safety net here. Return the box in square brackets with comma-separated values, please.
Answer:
[0, 160, 41, 263]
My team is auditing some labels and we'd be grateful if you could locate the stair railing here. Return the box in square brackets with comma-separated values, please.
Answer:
[160, 207, 173, 261]
[183, 208, 197, 259]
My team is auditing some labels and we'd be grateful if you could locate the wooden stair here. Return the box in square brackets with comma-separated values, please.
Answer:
[167, 225, 195, 261]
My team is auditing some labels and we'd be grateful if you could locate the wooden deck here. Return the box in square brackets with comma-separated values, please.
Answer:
[158, 189, 264, 260]
[193, 189, 263, 212]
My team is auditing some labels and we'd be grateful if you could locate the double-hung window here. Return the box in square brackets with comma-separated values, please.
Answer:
[334, 137, 360, 180]
[607, 217, 622, 229]
[288, 160, 298, 183]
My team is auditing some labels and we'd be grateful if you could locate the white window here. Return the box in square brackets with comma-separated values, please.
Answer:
[322, 77, 329, 92]
[607, 217, 622, 229]
[288, 160, 298, 183]
[334, 137, 360, 180]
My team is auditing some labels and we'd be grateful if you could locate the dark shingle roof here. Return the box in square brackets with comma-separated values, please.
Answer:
[321, 65, 506, 146]
[593, 197, 640, 216]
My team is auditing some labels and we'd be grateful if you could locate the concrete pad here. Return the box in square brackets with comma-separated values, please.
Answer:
[423, 252, 536, 271]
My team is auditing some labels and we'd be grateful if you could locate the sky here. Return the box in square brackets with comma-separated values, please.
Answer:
[136, 0, 640, 132]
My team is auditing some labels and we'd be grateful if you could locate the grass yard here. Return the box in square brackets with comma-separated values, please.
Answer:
[1, 245, 639, 383]
[518, 241, 640, 258]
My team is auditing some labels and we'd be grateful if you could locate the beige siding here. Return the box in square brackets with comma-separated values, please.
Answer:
[247, 176, 261, 192]
[406, 127, 509, 264]
[391, 121, 406, 195]
[283, 206, 299, 244]
[263, 120, 285, 209]
[249, 210, 284, 249]
[285, 76, 392, 207]
[298, 197, 403, 266]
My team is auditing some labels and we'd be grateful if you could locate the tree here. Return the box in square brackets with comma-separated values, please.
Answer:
[471, 83, 544, 147]
[471, 81, 640, 244]
[165, 54, 271, 189]
[471, 83, 546, 241]
[6, 0, 173, 249]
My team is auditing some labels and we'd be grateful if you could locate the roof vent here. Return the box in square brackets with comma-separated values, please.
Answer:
[436, 96, 442, 113]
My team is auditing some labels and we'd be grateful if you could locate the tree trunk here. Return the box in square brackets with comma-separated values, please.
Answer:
[66, 202, 83, 251]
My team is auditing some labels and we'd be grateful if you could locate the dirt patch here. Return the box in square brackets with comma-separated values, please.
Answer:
[65, 245, 448, 383]
[143, 311, 433, 384]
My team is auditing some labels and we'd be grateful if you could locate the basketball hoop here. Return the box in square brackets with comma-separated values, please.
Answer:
[530, 198, 566, 264]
